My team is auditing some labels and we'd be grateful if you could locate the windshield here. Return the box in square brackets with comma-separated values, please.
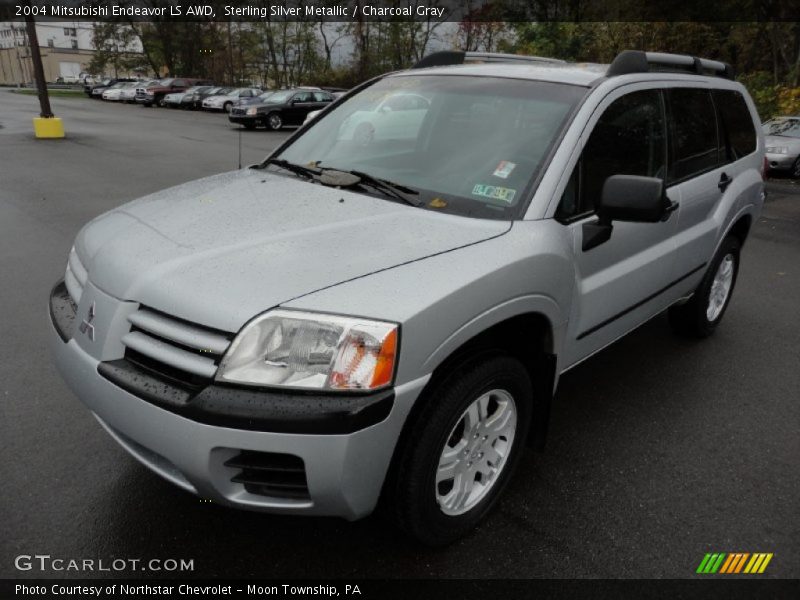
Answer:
[158, 78, 175, 86]
[266, 90, 294, 104]
[763, 118, 800, 138]
[274, 75, 585, 219]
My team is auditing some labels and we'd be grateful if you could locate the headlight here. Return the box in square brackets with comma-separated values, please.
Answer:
[246, 107, 258, 115]
[217, 310, 398, 391]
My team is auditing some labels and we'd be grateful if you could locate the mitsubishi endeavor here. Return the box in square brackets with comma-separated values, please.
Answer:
[50, 50, 765, 545]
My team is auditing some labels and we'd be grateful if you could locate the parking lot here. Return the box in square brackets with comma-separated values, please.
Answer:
[1, 90, 799, 579]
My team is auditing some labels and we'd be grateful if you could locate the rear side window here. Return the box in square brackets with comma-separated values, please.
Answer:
[713, 90, 757, 161]
[557, 89, 667, 220]
[668, 89, 719, 182]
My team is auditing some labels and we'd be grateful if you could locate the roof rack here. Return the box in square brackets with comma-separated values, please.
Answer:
[412, 51, 566, 70]
[607, 50, 734, 80]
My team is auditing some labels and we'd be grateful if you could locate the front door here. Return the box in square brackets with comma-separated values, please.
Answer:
[558, 87, 680, 368]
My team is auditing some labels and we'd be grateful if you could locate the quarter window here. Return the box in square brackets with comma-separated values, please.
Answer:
[668, 89, 719, 182]
[557, 89, 667, 220]
[713, 90, 756, 161]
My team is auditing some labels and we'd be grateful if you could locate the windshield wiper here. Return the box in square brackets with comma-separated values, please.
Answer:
[337, 169, 422, 207]
[264, 160, 423, 207]
[264, 158, 321, 180]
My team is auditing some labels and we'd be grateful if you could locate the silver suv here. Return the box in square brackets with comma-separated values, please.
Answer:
[50, 50, 765, 545]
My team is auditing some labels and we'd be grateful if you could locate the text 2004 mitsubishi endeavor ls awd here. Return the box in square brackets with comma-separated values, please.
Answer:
[50, 50, 765, 545]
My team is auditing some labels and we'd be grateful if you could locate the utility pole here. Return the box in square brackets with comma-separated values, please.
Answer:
[24, 14, 52, 117]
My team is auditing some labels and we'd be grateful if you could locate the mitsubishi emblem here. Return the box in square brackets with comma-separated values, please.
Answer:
[79, 302, 96, 341]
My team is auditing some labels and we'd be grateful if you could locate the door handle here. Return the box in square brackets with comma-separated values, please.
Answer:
[718, 172, 733, 192]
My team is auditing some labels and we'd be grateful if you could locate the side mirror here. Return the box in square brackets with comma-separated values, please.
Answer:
[599, 175, 668, 223]
[583, 175, 678, 252]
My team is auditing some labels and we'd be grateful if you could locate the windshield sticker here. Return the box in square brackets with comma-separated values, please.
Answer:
[493, 161, 516, 179]
[472, 184, 517, 204]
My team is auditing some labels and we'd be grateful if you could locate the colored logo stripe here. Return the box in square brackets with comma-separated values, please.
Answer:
[697, 552, 773, 574]
[697, 553, 726, 573]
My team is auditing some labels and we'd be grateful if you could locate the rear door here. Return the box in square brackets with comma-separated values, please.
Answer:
[668, 87, 759, 278]
[558, 86, 680, 367]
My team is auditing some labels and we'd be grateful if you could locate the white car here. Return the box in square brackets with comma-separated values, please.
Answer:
[163, 91, 187, 108]
[101, 82, 136, 102]
[337, 93, 430, 144]
[202, 88, 262, 113]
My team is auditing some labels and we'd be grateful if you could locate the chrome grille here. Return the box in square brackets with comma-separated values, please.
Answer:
[64, 247, 87, 304]
[122, 307, 233, 381]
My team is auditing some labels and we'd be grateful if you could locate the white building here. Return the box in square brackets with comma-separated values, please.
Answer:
[0, 21, 143, 84]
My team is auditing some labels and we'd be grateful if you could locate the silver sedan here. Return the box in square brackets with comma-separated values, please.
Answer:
[764, 116, 800, 178]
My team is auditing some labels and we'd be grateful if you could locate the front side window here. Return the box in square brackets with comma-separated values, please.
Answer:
[668, 88, 719, 181]
[557, 89, 667, 220]
[275, 75, 585, 220]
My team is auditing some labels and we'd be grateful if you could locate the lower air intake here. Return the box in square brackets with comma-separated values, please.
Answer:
[225, 451, 310, 500]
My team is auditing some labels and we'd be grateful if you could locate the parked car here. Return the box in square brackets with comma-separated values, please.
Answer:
[86, 77, 138, 98]
[228, 89, 334, 130]
[763, 116, 800, 178]
[135, 78, 213, 107]
[179, 86, 221, 110]
[101, 82, 138, 102]
[120, 80, 156, 104]
[163, 90, 188, 108]
[50, 50, 765, 546]
[202, 88, 263, 113]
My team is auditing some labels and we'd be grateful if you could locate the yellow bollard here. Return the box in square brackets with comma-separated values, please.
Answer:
[33, 116, 65, 139]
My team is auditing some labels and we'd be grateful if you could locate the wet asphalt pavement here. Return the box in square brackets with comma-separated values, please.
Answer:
[1, 91, 799, 579]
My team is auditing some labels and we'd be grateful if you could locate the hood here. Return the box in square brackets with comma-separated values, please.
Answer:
[75, 169, 510, 332]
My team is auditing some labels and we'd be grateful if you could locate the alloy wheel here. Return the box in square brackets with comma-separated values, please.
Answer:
[707, 253, 735, 321]
[435, 389, 517, 516]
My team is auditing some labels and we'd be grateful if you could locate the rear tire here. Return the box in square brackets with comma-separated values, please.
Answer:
[387, 353, 532, 546]
[669, 236, 741, 338]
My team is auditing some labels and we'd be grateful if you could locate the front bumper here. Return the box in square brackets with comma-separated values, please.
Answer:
[766, 152, 797, 171]
[228, 115, 259, 126]
[49, 283, 428, 520]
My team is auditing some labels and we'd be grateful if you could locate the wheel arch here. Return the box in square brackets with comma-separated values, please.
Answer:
[728, 213, 753, 247]
[407, 308, 560, 456]
[379, 310, 559, 513]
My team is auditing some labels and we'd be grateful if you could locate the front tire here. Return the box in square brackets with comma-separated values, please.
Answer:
[669, 236, 741, 338]
[388, 353, 532, 546]
[266, 112, 283, 131]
